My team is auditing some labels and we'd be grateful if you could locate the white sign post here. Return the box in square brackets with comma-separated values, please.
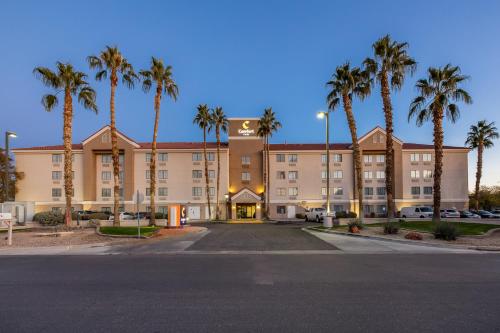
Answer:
[0, 213, 13, 246]
[132, 190, 145, 238]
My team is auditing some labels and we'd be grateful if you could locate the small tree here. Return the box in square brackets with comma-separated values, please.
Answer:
[0, 148, 24, 203]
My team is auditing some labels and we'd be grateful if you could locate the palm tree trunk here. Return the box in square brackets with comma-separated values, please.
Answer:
[474, 142, 483, 210]
[149, 84, 162, 226]
[203, 128, 211, 220]
[216, 126, 221, 220]
[63, 88, 73, 227]
[380, 72, 395, 221]
[342, 94, 364, 222]
[266, 136, 270, 219]
[432, 107, 444, 223]
[262, 136, 267, 219]
[110, 73, 120, 227]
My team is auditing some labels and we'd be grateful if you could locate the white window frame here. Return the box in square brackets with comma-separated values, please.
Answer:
[288, 187, 298, 196]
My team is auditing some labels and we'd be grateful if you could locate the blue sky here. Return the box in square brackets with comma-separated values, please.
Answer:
[1, 0, 499, 188]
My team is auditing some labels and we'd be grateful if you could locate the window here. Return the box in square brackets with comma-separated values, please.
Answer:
[119, 155, 124, 164]
[288, 154, 298, 163]
[333, 154, 342, 163]
[321, 187, 327, 196]
[159, 153, 168, 161]
[52, 171, 62, 180]
[119, 188, 124, 198]
[376, 171, 385, 179]
[321, 171, 327, 179]
[411, 170, 420, 179]
[424, 186, 433, 195]
[277, 206, 286, 214]
[364, 171, 373, 179]
[276, 188, 286, 196]
[363, 155, 373, 163]
[146, 170, 151, 179]
[102, 171, 112, 181]
[241, 172, 251, 181]
[145, 153, 152, 162]
[207, 152, 215, 161]
[158, 206, 168, 215]
[119, 171, 124, 181]
[146, 188, 151, 196]
[208, 170, 215, 178]
[377, 187, 386, 195]
[158, 170, 168, 179]
[321, 154, 327, 163]
[192, 170, 202, 179]
[333, 170, 343, 179]
[209, 187, 215, 196]
[192, 153, 202, 161]
[277, 171, 286, 180]
[102, 154, 112, 163]
[422, 153, 432, 162]
[288, 171, 298, 180]
[102, 207, 111, 213]
[333, 187, 343, 195]
[101, 188, 111, 197]
[364, 187, 373, 196]
[159, 187, 168, 196]
[411, 186, 421, 195]
[241, 156, 251, 165]
[410, 153, 420, 162]
[423, 170, 433, 179]
[192, 187, 202, 196]
[52, 154, 62, 163]
[276, 154, 285, 162]
[52, 188, 62, 197]
[376, 155, 385, 163]
[288, 187, 298, 196]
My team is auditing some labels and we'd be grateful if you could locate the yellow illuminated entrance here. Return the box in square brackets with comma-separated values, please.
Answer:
[236, 204, 256, 219]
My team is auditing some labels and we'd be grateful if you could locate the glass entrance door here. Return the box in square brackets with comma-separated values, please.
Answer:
[236, 204, 256, 219]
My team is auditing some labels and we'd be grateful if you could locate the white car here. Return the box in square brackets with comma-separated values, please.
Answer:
[108, 212, 135, 221]
[400, 206, 433, 218]
[440, 209, 460, 218]
[305, 208, 327, 222]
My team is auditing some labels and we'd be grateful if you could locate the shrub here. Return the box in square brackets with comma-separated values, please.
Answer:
[295, 213, 305, 219]
[335, 211, 357, 218]
[383, 222, 400, 234]
[369, 212, 376, 218]
[405, 231, 423, 240]
[88, 212, 109, 220]
[398, 219, 406, 223]
[33, 211, 64, 226]
[155, 212, 167, 219]
[433, 223, 459, 241]
[348, 219, 364, 233]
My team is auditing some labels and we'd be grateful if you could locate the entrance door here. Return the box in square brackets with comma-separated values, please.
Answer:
[236, 204, 256, 219]
[287, 205, 296, 219]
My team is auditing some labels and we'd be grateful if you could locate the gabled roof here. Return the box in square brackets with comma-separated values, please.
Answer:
[81, 125, 140, 148]
[357, 126, 403, 145]
[230, 187, 262, 201]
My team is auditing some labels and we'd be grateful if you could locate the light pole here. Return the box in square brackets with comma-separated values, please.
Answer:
[4, 131, 17, 202]
[316, 111, 331, 216]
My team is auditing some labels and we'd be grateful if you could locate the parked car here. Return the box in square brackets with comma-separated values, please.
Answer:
[108, 212, 135, 221]
[440, 209, 460, 218]
[459, 210, 481, 219]
[489, 211, 500, 219]
[305, 208, 327, 222]
[471, 210, 496, 219]
[400, 206, 433, 218]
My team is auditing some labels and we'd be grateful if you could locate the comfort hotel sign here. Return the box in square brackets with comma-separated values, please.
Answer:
[238, 120, 256, 136]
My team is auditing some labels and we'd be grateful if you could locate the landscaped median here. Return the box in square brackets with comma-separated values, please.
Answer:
[98, 226, 161, 238]
[307, 220, 500, 250]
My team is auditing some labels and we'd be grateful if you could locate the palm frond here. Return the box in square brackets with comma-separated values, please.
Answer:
[41, 94, 58, 112]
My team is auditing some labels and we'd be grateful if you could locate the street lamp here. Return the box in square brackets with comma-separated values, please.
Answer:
[316, 111, 331, 216]
[4, 131, 17, 201]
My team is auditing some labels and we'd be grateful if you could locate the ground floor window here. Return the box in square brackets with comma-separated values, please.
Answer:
[102, 207, 111, 213]
[158, 206, 168, 215]
[51, 207, 61, 213]
[277, 206, 286, 214]
[332, 204, 344, 212]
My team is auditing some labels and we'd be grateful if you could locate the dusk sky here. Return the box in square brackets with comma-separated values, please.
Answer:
[1, 0, 499, 188]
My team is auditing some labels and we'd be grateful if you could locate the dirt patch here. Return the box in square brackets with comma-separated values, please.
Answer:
[153, 226, 206, 238]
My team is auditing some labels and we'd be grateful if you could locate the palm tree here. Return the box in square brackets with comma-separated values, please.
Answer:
[257, 108, 281, 219]
[209, 107, 228, 220]
[326, 63, 371, 221]
[465, 120, 498, 210]
[34, 62, 98, 226]
[364, 35, 417, 221]
[409, 64, 472, 222]
[140, 57, 178, 226]
[193, 104, 213, 221]
[88, 46, 138, 226]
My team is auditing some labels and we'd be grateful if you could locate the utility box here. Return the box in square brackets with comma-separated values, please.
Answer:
[168, 205, 181, 228]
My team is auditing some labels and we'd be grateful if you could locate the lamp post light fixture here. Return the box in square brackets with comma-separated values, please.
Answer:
[316, 111, 331, 216]
[4, 131, 17, 202]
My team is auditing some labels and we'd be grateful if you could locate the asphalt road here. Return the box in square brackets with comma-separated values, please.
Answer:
[1, 253, 500, 332]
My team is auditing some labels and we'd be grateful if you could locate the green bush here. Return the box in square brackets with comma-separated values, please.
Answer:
[335, 211, 357, 218]
[33, 211, 64, 226]
[383, 222, 400, 234]
[433, 223, 459, 241]
[88, 213, 109, 220]
[295, 213, 305, 219]
[347, 219, 364, 232]
[155, 212, 167, 219]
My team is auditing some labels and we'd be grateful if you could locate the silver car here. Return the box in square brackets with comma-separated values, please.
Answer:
[440, 209, 460, 218]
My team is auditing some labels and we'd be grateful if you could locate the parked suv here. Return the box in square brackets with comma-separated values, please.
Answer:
[440, 209, 460, 218]
[305, 208, 327, 222]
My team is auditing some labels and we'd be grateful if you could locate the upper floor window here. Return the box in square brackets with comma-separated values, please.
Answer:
[422, 153, 432, 162]
[207, 152, 215, 161]
[321, 154, 327, 164]
[209, 187, 216, 196]
[364, 187, 373, 196]
[101, 188, 111, 197]
[333, 170, 343, 179]
[410, 170, 420, 179]
[423, 170, 433, 179]
[192, 153, 202, 161]
[158, 153, 168, 162]
[192, 170, 202, 179]
[363, 155, 373, 163]
[52, 171, 62, 180]
[288, 187, 298, 196]
[208, 170, 216, 179]
[333, 187, 343, 195]
[158, 170, 168, 179]
[102, 154, 112, 164]
[276, 188, 286, 196]
[321, 187, 327, 196]
[241, 156, 251, 165]
[52, 188, 62, 197]
[102, 171, 112, 181]
[192, 187, 202, 197]
[364, 171, 373, 179]
[119, 171, 124, 181]
[277, 171, 286, 180]
[145, 153, 152, 162]
[333, 154, 342, 163]
[241, 172, 251, 181]
[146, 170, 151, 179]
[376, 155, 385, 163]
[146, 188, 151, 196]
[411, 186, 421, 195]
[288, 171, 298, 180]
[410, 153, 420, 162]
[119, 155, 124, 164]
[288, 154, 298, 163]
[423, 186, 433, 195]
[376, 171, 385, 179]
[52, 154, 62, 163]
[377, 187, 386, 195]
[276, 154, 285, 162]
[158, 187, 168, 196]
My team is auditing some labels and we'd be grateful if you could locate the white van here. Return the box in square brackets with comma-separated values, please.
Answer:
[400, 206, 433, 218]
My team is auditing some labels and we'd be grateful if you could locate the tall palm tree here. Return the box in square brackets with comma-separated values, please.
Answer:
[326, 63, 371, 221]
[409, 64, 472, 222]
[210, 107, 228, 220]
[364, 35, 417, 221]
[140, 57, 178, 226]
[257, 108, 281, 219]
[465, 120, 498, 210]
[193, 104, 213, 221]
[34, 62, 98, 226]
[87, 46, 138, 226]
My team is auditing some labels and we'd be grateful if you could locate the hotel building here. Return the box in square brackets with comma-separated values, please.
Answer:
[12, 119, 469, 220]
